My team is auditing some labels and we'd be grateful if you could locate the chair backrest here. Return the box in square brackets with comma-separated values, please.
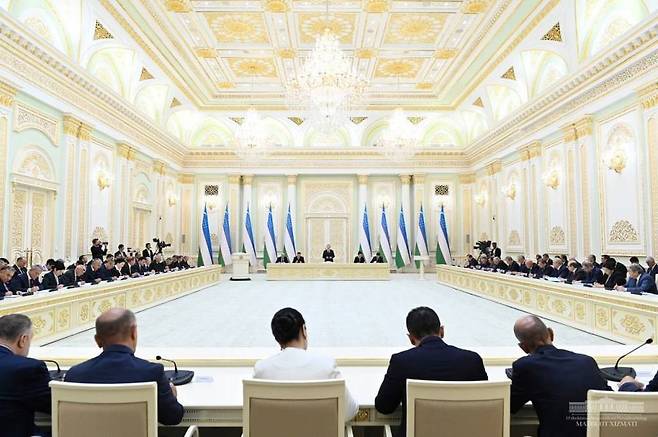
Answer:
[587, 389, 658, 437]
[407, 379, 511, 437]
[243, 379, 345, 437]
[50, 381, 158, 437]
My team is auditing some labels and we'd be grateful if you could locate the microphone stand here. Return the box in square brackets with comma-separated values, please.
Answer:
[43, 359, 65, 381]
[600, 338, 653, 381]
[155, 355, 194, 386]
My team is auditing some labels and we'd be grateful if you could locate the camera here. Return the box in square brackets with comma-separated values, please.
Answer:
[153, 238, 171, 253]
[473, 240, 492, 255]
[101, 241, 109, 245]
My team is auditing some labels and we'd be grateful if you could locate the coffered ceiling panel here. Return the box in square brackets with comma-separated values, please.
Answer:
[203, 12, 270, 44]
[297, 12, 357, 44]
[383, 13, 448, 45]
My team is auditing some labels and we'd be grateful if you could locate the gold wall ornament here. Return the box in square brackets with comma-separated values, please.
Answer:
[474, 191, 486, 207]
[167, 191, 178, 207]
[116, 143, 136, 161]
[170, 97, 182, 108]
[217, 82, 235, 89]
[542, 22, 562, 42]
[416, 82, 433, 90]
[366, 0, 389, 13]
[139, 68, 154, 81]
[195, 48, 217, 58]
[96, 168, 112, 191]
[608, 220, 639, 243]
[165, 0, 191, 13]
[501, 66, 516, 80]
[602, 147, 627, 173]
[472, 97, 484, 107]
[549, 226, 565, 245]
[355, 48, 377, 59]
[93, 21, 113, 39]
[276, 48, 296, 59]
[264, 0, 289, 12]
[375, 59, 421, 78]
[229, 117, 244, 125]
[434, 49, 458, 59]
[204, 12, 269, 44]
[620, 314, 645, 336]
[287, 117, 304, 126]
[502, 182, 516, 200]
[14, 104, 59, 145]
[350, 117, 368, 125]
[508, 229, 521, 246]
[385, 13, 446, 44]
[407, 116, 424, 125]
[637, 82, 658, 109]
[542, 167, 560, 189]
[0, 82, 16, 107]
[227, 58, 278, 78]
[461, 0, 489, 14]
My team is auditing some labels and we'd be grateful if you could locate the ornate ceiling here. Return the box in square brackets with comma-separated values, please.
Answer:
[107, 0, 528, 109]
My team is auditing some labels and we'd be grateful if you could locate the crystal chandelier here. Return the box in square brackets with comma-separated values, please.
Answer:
[379, 108, 418, 160]
[234, 107, 267, 159]
[287, 3, 367, 131]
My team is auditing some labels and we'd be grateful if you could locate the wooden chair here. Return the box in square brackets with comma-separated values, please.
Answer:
[587, 389, 658, 437]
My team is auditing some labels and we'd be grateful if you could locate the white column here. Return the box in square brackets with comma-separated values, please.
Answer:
[76, 123, 93, 256]
[152, 160, 165, 239]
[638, 84, 658, 255]
[241, 175, 253, 250]
[0, 82, 15, 256]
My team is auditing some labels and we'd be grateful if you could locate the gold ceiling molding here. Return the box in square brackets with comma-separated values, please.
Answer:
[204, 12, 269, 44]
[434, 49, 458, 59]
[93, 21, 113, 40]
[177, 173, 195, 184]
[276, 48, 296, 59]
[14, 103, 60, 145]
[637, 82, 658, 109]
[385, 13, 446, 44]
[472, 97, 484, 107]
[227, 58, 278, 78]
[229, 117, 244, 125]
[461, 0, 490, 14]
[501, 66, 516, 80]
[264, 0, 289, 13]
[165, 0, 191, 13]
[356, 48, 377, 59]
[0, 81, 16, 108]
[416, 82, 433, 90]
[139, 68, 154, 81]
[517, 141, 541, 161]
[288, 117, 304, 126]
[170, 97, 182, 108]
[485, 160, 502, 175]
[541, 22, 562, 42]
[217, 82, 235, 89]
[195, 48, 217, 58]
[62, 115, 89, 139]
[350, 117, 368, 125]
[366, 0, 389, 13]
[375, 58, 421, 78]
[458, 173, 476, 184]
[299, 13, 355, 44]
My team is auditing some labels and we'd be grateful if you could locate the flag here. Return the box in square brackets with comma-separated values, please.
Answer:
[283, 204, 296, 257]
[395, 204, 411, 269]
[414, 204, 429, 268]
[436, 205, 452, 265]
[218, 204, 232, 266]
[243, 204, 257, 266]
[379, 205, 393, 266]
[197, 204, 213, 266]
[263, 205, 278, 268]
[359, 204, 372, 260]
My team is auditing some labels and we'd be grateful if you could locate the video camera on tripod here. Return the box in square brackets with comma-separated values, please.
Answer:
[153, 238, 171, 254]
[473, 240, 492, 257]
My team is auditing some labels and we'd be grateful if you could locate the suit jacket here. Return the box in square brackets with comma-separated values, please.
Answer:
[508, 260, 520, 272]
[322, 249, 335, 262]
[540, 265, 555, 278]
[567, 268, 586, 283]
[604, 264, 627, 289]
[254, 347, 359, 421]
[647, 264, 658, 278]
[511, 345, 610, 437]
[375, 336, 488, 437]
[625, 273, 658, 295]
[583, 268, 604, 284]
[114, 250, 128, 259]
[150, 261, 166, 273]
[90, 245, 107, 260]
[353, 256, 366, 263]
[0, 281, 11, 299]
[292, 256, 305, 263]
[98, 265, 119, 281]
[9, 273, 41, 293]
[492, 247, 502, 258]
[64, 344, 184, 426]
[122, 263, 140, 276]
[142, 248, 155, 259]
[84, 266, 102, 284]
[553, 264, 569, 279]
[494, 261, 508, 272]
[0, 346, 51, 437]
[11, 265, 27, 279]
[61, 269, 84, 287]
[620, 370, 658, 392]
[41, 271, 61, 290]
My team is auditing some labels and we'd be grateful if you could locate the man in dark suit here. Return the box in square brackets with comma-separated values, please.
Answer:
[42, 260, 66, 291]
[581, 261, 604, 284]
[464, 254, 478, 268]
[616, 263, 658, 295]
[537, 259, 555, 278]
[524, 259, 540, 278]
[510, 315, 610, 437]
[492, 256, 508, 272]
[150, 254, 166, 273]
[595, 258, 627, 290]
[587, 254, 600, 269]
[98, 259, 120, 282]
[62, 264, 87, 287]
[504, 256, 519, 272]
[9, 266, 43, 295]
[0, 266, 14, 299]
[179, 256, 191, 269]
[142, 242, 155, 259]
[84, 259, 103, 284]
[114, 244, 128, 259]
[275, 253, 290, 263]
[375, 307, 487, 437]
[354, 251, 366, 263]
[90, 238, 107, 261]
[566, 261, 586, 283]
[11, 257, 27, 279]
[370, 252, 385, 263]
[646, 256, 658, 278]
[491, 242, 501, 258]
[64, 308, 185, 425]
[121, 257, 141, 277]
[0, 314, 52, 437]
[292, 252, 305, 263]
[552, 258, 569, 279]
[322, 244, 335, 262]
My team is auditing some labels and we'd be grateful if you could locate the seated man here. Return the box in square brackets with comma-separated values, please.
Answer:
[322, 244, 335, 262]
[476, 254, 490, 270]
[510, 315, 610, 437]
[566, 261, 586, 283]
[42, 260, 66, 291]
[84, 259, 103, 284]
[581, 261, 604, 285]
[9, 266, 42, 295]
[0, 314, 51, 437]
[595, 258, 627, 289]
[179, 256, 191, 269]
[552, 258, 569, 279]
[64, 309, 184, 425]
[492, 256, 508, 272]
[98, 259, 120, 282]
[536, 259, 555, 278]
[11, 257, 27, 279]
[629, 256, 645, 273]
[524, 259, 540, 278]
[375, 307, 487, 437]
[121, 256, 140, 277]
[149, 254, 166, 273]
[353, 251, 366, 263]
[370, 252, 385, 263]
[0, 266, 14, 299]
[616, 263, 658, 295]
[587, 254, 600, 269]
[646, 256, 658, 278]
[275, 253, 290, 263]
[61, 264, 87, 288]
[505, 256, 520, 273]
[292, 251, 305, 263]
[254, 308, 358, 421]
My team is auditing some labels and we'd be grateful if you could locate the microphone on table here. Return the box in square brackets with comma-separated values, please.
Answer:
[155, 355, 194, 386]
[42, 359, 66, 381]
[600, 338, 653, 382]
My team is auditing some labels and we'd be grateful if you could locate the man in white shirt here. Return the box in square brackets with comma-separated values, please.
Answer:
[253, 307, 359, 421]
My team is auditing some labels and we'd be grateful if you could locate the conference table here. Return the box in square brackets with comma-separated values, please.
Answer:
[267, 262, 391, 281]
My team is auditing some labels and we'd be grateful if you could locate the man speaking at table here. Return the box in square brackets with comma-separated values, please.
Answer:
[322, 244, 335, 262]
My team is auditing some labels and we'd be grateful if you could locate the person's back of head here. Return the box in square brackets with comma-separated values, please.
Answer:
[0, 314, 33, 357]
[406, 306, 443, 345]
[94, 308, 137, 351]
[271, 307, 306, 349]
[514, 315, 553, 354]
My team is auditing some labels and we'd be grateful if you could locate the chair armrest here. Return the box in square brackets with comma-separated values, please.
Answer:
[346, 425, 354, 437]
[183, 425, 199, 437]
[384, 425, 393, 437]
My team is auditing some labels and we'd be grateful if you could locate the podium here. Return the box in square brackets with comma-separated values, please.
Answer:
[231, 252, 251, 281]
[414, 255, 430, 279]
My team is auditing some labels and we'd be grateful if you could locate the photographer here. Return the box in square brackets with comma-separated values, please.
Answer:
[90, 239, 108, 260]
[152, 238, 171, 255]
[142, 243, 155, 259]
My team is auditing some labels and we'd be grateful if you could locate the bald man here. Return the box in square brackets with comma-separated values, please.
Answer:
[510, 315, 609, 437]
[64, 308, 184, 425]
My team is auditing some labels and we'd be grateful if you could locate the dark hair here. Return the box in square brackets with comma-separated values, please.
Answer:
[53, 260, 65, 271]
[406, 307, 441, 339]
[118, 244, 124, 249]
[78, 255, 86, 262]
[629, 256, 640, 264]
[0, 258, 8, 264]
[271, 307, 305, 345]
[46, 259, 55, 266]
[0, 314, 32, 341]
[603, 258, 617, 270]
[15, 256, 24, 263]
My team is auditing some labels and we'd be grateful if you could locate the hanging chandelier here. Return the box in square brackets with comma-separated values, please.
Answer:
[287, 4, 367, 131]
[379, 107, 418, 160]
[234, 107, 267, 159]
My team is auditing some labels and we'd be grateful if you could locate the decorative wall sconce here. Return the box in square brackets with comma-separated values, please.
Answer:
[542, 168, 560, 190]
[376, 195, 391, 209]
[602, 147, 627, 173]
[501, 182, 516, 200]
[96, 168, 112, 191]
[474, 191, 486, 207]
[167, 192, 178, 207]
[205, 196, 219, 211]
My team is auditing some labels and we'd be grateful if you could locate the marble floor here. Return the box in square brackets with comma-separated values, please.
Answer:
[49, 275, 617, 349]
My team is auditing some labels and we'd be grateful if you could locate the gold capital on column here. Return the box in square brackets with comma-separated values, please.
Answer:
[574, 116, 593, 138]
[242, 175, 253, 185]
[399, 175, 411, 184]
[637, 82, 658, 109]
[78, 123, 93, 141]
[177, 173, 195, 184]
[458, 173, 476, 184]
[228, 175, 241, 184]
[153, 160, 166, 175]
[486, 160, 502, 176]
[0, 82, 17, 108]
[63, 115, 82, 137]
[287, 174, 298, 185]
[117, 143, 136, 161]
[413, 174, 426, 184]
[357, 174, 368, 185]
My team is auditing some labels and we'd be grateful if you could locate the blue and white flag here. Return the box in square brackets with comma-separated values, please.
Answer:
[219, 204, 232, 266]
[197, 204, 213, 266]
[379, 205, 393, 266]
[395, 204, 411, 269]
[359, 204, 372, 260]
[263, 205, 278, 268]
[242, 204, 257, 266]
[414, 204, 429, 268]
[436, 205, 452, 265]
[284, 204, 296, 257]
